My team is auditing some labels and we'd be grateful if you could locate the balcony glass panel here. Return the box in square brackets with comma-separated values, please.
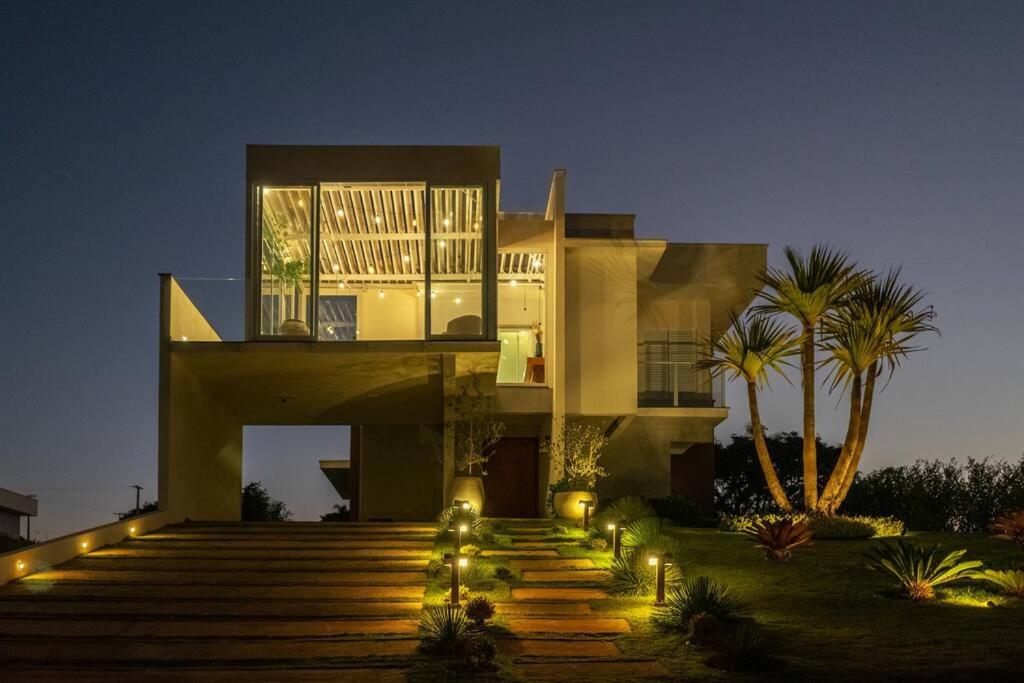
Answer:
[429, 186, 485, 337]
[259, 186, 314, 336]
[637, 330, 724, 407]
[496, 252, 546, 383]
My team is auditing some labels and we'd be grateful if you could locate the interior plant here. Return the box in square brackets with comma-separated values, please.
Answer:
[973, 569, 1024, 599]
[652, 576, 744, 631]
[991, 510, 1024, 548]
[448, 372, 505, 512]
[865, 540, 982, 601]
[542, 418, 608, 519]
[743, 518, 812, 561]
[261, 208, 310, 334]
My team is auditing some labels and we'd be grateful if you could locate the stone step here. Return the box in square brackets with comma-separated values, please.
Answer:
[0, 638, 420, 662]
[0, 618, 419, 638]
[91, 548, 431, 559]
[497, 639, 620, 658]
[148, 530, 435, 540]
[73, 558, 428, 571]
[506, 617, 631, 634]
[507, 541, 578, 549]
[167, 523, 434, 534]
[5, 668, 408, 682]
[516, 661, 673, 680]
[521, 570, 606, 583]
[0, 583, 425, 601]
[0, 600, 422, 619]
[127, 537, 433, 548]
[18, 569, 425, 586]
[508, 559, 595, 570]
[494, 602, 594, 616]
[479, 549, 559, 558]
[509, 535, 572, 543]
[511, 587, 608, 601]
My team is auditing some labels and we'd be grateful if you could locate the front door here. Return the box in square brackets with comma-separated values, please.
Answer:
[484, 437, 539, 518]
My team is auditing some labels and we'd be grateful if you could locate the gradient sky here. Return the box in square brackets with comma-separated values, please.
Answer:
[2, 1, 1022, 538]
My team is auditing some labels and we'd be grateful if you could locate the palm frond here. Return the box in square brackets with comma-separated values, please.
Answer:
[754, 245, 865, 326]
[695, 312, 800, 387]
[865, 540, 982, 600]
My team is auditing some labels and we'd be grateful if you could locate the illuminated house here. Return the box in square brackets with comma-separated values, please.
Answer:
[158, 146, 765, 520]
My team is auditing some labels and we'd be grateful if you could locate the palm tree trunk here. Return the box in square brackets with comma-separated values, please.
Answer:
[829, 362, 878, 512]
[819, 372, 862, 510]
[801, 326, 818, 511]
[747, 381, 793, 512]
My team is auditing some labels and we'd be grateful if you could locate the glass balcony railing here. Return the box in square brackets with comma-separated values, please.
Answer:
[637, 331, 725, 408]
[174, 277, 246, 341]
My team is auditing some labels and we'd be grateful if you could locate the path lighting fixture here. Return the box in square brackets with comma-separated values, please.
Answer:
[648, 553, 674, 604]
[16, 560, 25, 573]
[80, 541, 89, 552]
[443, 553, 467, 606]
[579, 499, 595, 531]
[607, 519, 625, 559]
[129, 526, 136, 536]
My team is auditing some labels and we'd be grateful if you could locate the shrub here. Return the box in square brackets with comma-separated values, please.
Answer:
[542, 419, 609, 491]
[594, 496, 657, 530]
[0, 534, 34, 554]
[460, 544, 482, 557]
[545, 479, 573, 516]
[991, 510, 1024, 548]
[719, 513, 795, 534]
[435, 505, 482, 538]
[688, 612, 725, 646]
[649, 495, 718, 528]
[606, 551, 683, 597]
[418, 604, 471, 655]
[652, 576, 744, 630]
[744, 519, 812, 561]
[620, 517, 682, 560]
[808, 515, 904, 539]
[436, 561, 488, 590]
[974, 569, 1024, 598]
[464, 595, 496, 625]
[476, 529, 497, 545]
[241, 481, 293, 522]
[493, 566, 516, 582]
[549, 524, 569, 536]
[865, 540, 983, 601]
[589, 537, 608, 551]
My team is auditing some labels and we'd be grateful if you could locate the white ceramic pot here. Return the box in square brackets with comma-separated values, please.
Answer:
[451, 476, 485, 513]
[553, 491, 598, 520]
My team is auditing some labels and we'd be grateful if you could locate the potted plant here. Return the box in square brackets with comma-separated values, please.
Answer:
[262, 209, 310, 335]
[449, 373, 505, 512]
[542, 419, 609, 519]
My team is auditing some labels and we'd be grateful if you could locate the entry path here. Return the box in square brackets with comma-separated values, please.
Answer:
[0, 521, 429, 679]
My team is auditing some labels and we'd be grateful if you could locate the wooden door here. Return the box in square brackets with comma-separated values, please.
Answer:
[484, 437, 539, 518]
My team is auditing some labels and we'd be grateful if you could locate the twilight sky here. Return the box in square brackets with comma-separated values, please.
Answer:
[2, 1, 1022, 537]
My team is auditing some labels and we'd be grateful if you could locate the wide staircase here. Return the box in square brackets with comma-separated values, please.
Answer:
[0, 521, 673, 680]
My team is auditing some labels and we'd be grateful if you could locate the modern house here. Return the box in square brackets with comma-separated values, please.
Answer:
[158, 146, 765, 521]
[0, 489, 37, 540]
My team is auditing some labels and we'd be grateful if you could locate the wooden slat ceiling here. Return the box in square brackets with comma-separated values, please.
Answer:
[262, 184, 545, 287]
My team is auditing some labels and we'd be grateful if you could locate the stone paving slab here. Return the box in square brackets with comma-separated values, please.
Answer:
[506, 542, 577, 549]
[516, 661, 673, 681]
[74, 558, 429, 571]
[91, 548, 431, 559]
[508, 559, 594, 570]
[8, 668, 409, 682]
[0, 638, 420, 662]
[521, 570, 606, 583]
[497, 639, 620, 658]
[509, 536, 571, 543]
[0, 618, 420, 638]
[494, 602, 594, 616]
[506, 617, 631, 634]
[21, 569, 425, 585]
[0, 600, 423, 618]
[168, 524, 433, 534]
[143, 533, 436, 543]
[480, 549, 559, 558]
[127, 539, 433, 549]
[1, 583, 426, 601]
[511, 587, 607, 601]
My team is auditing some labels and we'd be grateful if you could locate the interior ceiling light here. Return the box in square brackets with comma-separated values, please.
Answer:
[438, 240, 446, 248]
[367, 265, 376, 273]
[402, 254, 411, 263]
[430, 290, 437, 299]
[455, 296, 463, 305]
[336, 209, 344, 217]
[510, 279, 517, 287]
[378, 289, 385, 299]
[442, 218, 451, 227]
[374, 215, 382, 225]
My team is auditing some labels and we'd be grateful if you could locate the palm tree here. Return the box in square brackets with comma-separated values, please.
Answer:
[755, 245, 863, 511]
[817, 271, 937, 512]
[696, 313, 800, 512]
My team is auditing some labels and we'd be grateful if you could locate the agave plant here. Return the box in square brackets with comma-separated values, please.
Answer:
[743, 518, 812, 561]
[418, 603, 471, 654]
[865, 540, 982, 601]
[991, 510, 1024, 549]
[606, 550, 683, 597]
[652, 576, 744, 630]
[974, 569, 1024, 599]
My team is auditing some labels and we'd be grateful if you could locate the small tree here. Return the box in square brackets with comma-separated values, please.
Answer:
[450, 374, 505, 477]
[241, 481, 293, 522]
[544, 419, 609, 491]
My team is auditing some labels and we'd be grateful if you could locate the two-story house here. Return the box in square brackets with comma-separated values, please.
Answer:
[157, 146, 765, 521]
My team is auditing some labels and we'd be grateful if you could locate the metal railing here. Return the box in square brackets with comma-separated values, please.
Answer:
[637, 331, 725, 408]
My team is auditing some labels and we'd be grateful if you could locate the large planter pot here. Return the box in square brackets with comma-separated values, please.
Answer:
[451, 476, 485, 513]
[553, 491, 598, 521]
[279, 318, 309, 335]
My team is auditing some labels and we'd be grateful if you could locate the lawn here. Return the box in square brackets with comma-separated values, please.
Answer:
[424, 520, 1023, 679]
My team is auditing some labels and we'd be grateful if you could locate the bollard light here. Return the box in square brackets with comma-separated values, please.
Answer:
[579, 499, 595, 531]
[443, 552, 466, 606]
[648, 552, 674, 604]
[449, 504, 472, 553]
[607, 519, 626, 559]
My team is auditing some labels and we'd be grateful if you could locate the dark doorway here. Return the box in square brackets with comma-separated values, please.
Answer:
[484, 437, 539, 518]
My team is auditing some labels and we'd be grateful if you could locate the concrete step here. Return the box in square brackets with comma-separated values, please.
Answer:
[0, 638, 420, 663]
[511, 587, 608, 601]
[4, 668, 409, 682]
[0, 583, 426, 601]
[167, 523, 434, 534]
[479, 549, 559, 558]
[521, 570, 606, 583]
[508, 559, 595, 570]
[506, 617, 631, 634]
[128, 536, 433, 547]
[507, 541, 579, 549]
[0, 618, 420, 638]
[516, 661, 673, 681]
[494, 602, 594, 616]
[18, 569, 425, 585]
[0, 600, 423, 618]
[90, 548, 431, 559]
[497, 639, 620, 658]
[72, 557, 428, 571]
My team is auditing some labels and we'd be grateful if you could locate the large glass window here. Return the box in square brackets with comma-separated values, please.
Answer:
[429, 186, 485, 337]
[259, 186, 315, 336]
[496, 253, 546, 382]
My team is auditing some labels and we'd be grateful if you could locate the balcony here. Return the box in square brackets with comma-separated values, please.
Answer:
[637, 331, 725, 408]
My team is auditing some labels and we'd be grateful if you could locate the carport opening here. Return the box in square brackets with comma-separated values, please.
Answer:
[242, 426, 351, 521]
